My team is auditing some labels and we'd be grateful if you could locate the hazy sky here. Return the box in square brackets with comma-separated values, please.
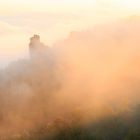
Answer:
[0, 0, 140, 67]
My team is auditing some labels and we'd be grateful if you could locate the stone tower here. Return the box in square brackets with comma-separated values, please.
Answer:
[29, 35, 47, 59]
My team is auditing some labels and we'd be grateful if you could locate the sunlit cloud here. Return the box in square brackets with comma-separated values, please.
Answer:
[0, 0, 140, 67]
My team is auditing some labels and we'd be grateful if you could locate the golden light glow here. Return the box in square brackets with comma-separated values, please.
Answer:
[118, 0, 140, 10]
[1, 0, 140, 15]
[1, 0, 140, 67]
[0, 0, 98, 16]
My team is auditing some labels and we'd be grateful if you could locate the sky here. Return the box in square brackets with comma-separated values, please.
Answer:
[0, 0, 140, 67]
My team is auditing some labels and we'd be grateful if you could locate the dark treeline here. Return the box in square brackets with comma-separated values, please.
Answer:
[5, 104, 140, 140]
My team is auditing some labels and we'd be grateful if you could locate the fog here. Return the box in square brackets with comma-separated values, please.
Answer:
[0, 16, 140, 139]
